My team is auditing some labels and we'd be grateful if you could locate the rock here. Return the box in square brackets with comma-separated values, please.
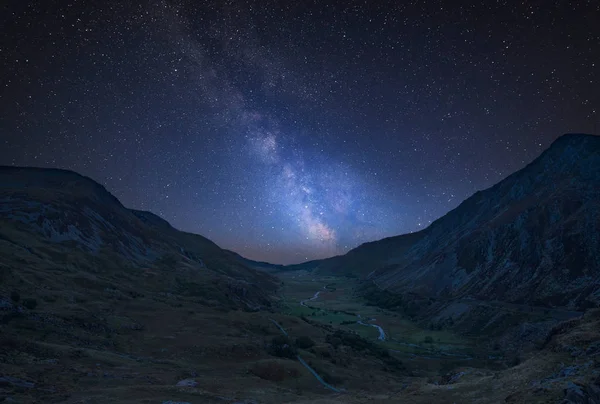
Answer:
[564, 382, 586, 402]
[175, 378, 198, 387]
[559, 366, 579, 378]
[440, 371, 467, 384]
[586, 341, 600, 356]
[562, 381, 600, 403]
[162, 402, 191, 404]
[0, 298, 13, 310]
[0, 376, 35, 389]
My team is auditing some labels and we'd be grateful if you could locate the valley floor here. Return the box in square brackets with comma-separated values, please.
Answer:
[2, 269, 599, 403]
[273, 271, 600, 403]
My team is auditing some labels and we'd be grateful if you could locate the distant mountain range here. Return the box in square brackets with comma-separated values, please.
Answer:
[225, 249, 322, 273]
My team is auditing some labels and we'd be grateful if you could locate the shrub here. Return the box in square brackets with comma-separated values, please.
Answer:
[10, 291, 21, 303]
[10, 291, 20, 303]
[327, 336, 343, 348]
[508, 354, 521, 367]
[268, 335, 297, 359]
[295, 336, 315, 349]
[382, 355, 406, 372]
[423, 336, 434, 344]
[327, 330, 369, 351]
[251, 361, 287, 381]
[307, 361, 340, 385]
[312, 346, 331, 358]
[22, 298, 37, 310]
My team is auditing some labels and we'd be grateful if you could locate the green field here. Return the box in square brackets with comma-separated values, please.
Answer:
[277, 271, 482, 370]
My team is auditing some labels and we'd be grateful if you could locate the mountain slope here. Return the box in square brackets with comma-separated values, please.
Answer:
[0, 166, 279, 310]
[0, 166, 412, 403]
[312, 133, 600, 311]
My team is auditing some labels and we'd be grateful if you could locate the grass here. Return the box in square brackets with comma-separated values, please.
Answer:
[278, 271, 600, 403]
[0, 239, 415, 404]
[3, 253, 597, 404]
[278, 271, 504, 375]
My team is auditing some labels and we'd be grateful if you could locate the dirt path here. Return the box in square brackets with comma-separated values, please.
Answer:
[269, 318, 343, 394]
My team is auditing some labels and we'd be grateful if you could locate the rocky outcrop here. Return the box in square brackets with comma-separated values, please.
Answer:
[562, 380, 600, 403]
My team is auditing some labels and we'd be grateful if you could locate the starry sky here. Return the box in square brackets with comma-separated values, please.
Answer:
[1, 0, 599, 264]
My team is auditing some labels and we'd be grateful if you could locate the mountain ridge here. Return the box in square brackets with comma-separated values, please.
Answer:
[299, 133, 600, 313]
[0, 165, 279, 310]
[227, 134, 600, 286]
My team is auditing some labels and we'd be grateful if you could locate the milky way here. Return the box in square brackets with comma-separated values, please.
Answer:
[2, 0, 599, 263]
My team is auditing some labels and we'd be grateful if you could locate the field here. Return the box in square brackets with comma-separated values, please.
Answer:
[275, 270, 600, 403]
[278, 271, 492, 375]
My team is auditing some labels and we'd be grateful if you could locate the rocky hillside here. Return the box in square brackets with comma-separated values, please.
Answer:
[312, 134, 600, 318]
[0, 166, 279, 310]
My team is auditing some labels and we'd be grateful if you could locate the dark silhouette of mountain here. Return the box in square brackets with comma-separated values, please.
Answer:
[225, 250, 329, 273]
[224, 250, 287, 273]
[0, 166, 278, 310]
[308, 134, 600, 312]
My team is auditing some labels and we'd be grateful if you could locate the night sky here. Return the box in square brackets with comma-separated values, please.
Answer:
[1, 1, 599, 264]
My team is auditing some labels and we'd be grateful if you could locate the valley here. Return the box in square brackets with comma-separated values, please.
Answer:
[2, 134, 600, 403]
[279, 271, 481, 369]
[275, 270, 600, 403]
[3, 0, 600, 400]
[3, 259, 599, 403]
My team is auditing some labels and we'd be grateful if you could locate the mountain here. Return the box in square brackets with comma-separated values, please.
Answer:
[1, 138, 599, 403]
[306, 133, 600, 337]
[224, 250, 286, 273]
[0, 166, 411, 403]
[0, 166, 279, 310]
[225, 250, 327, 273]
